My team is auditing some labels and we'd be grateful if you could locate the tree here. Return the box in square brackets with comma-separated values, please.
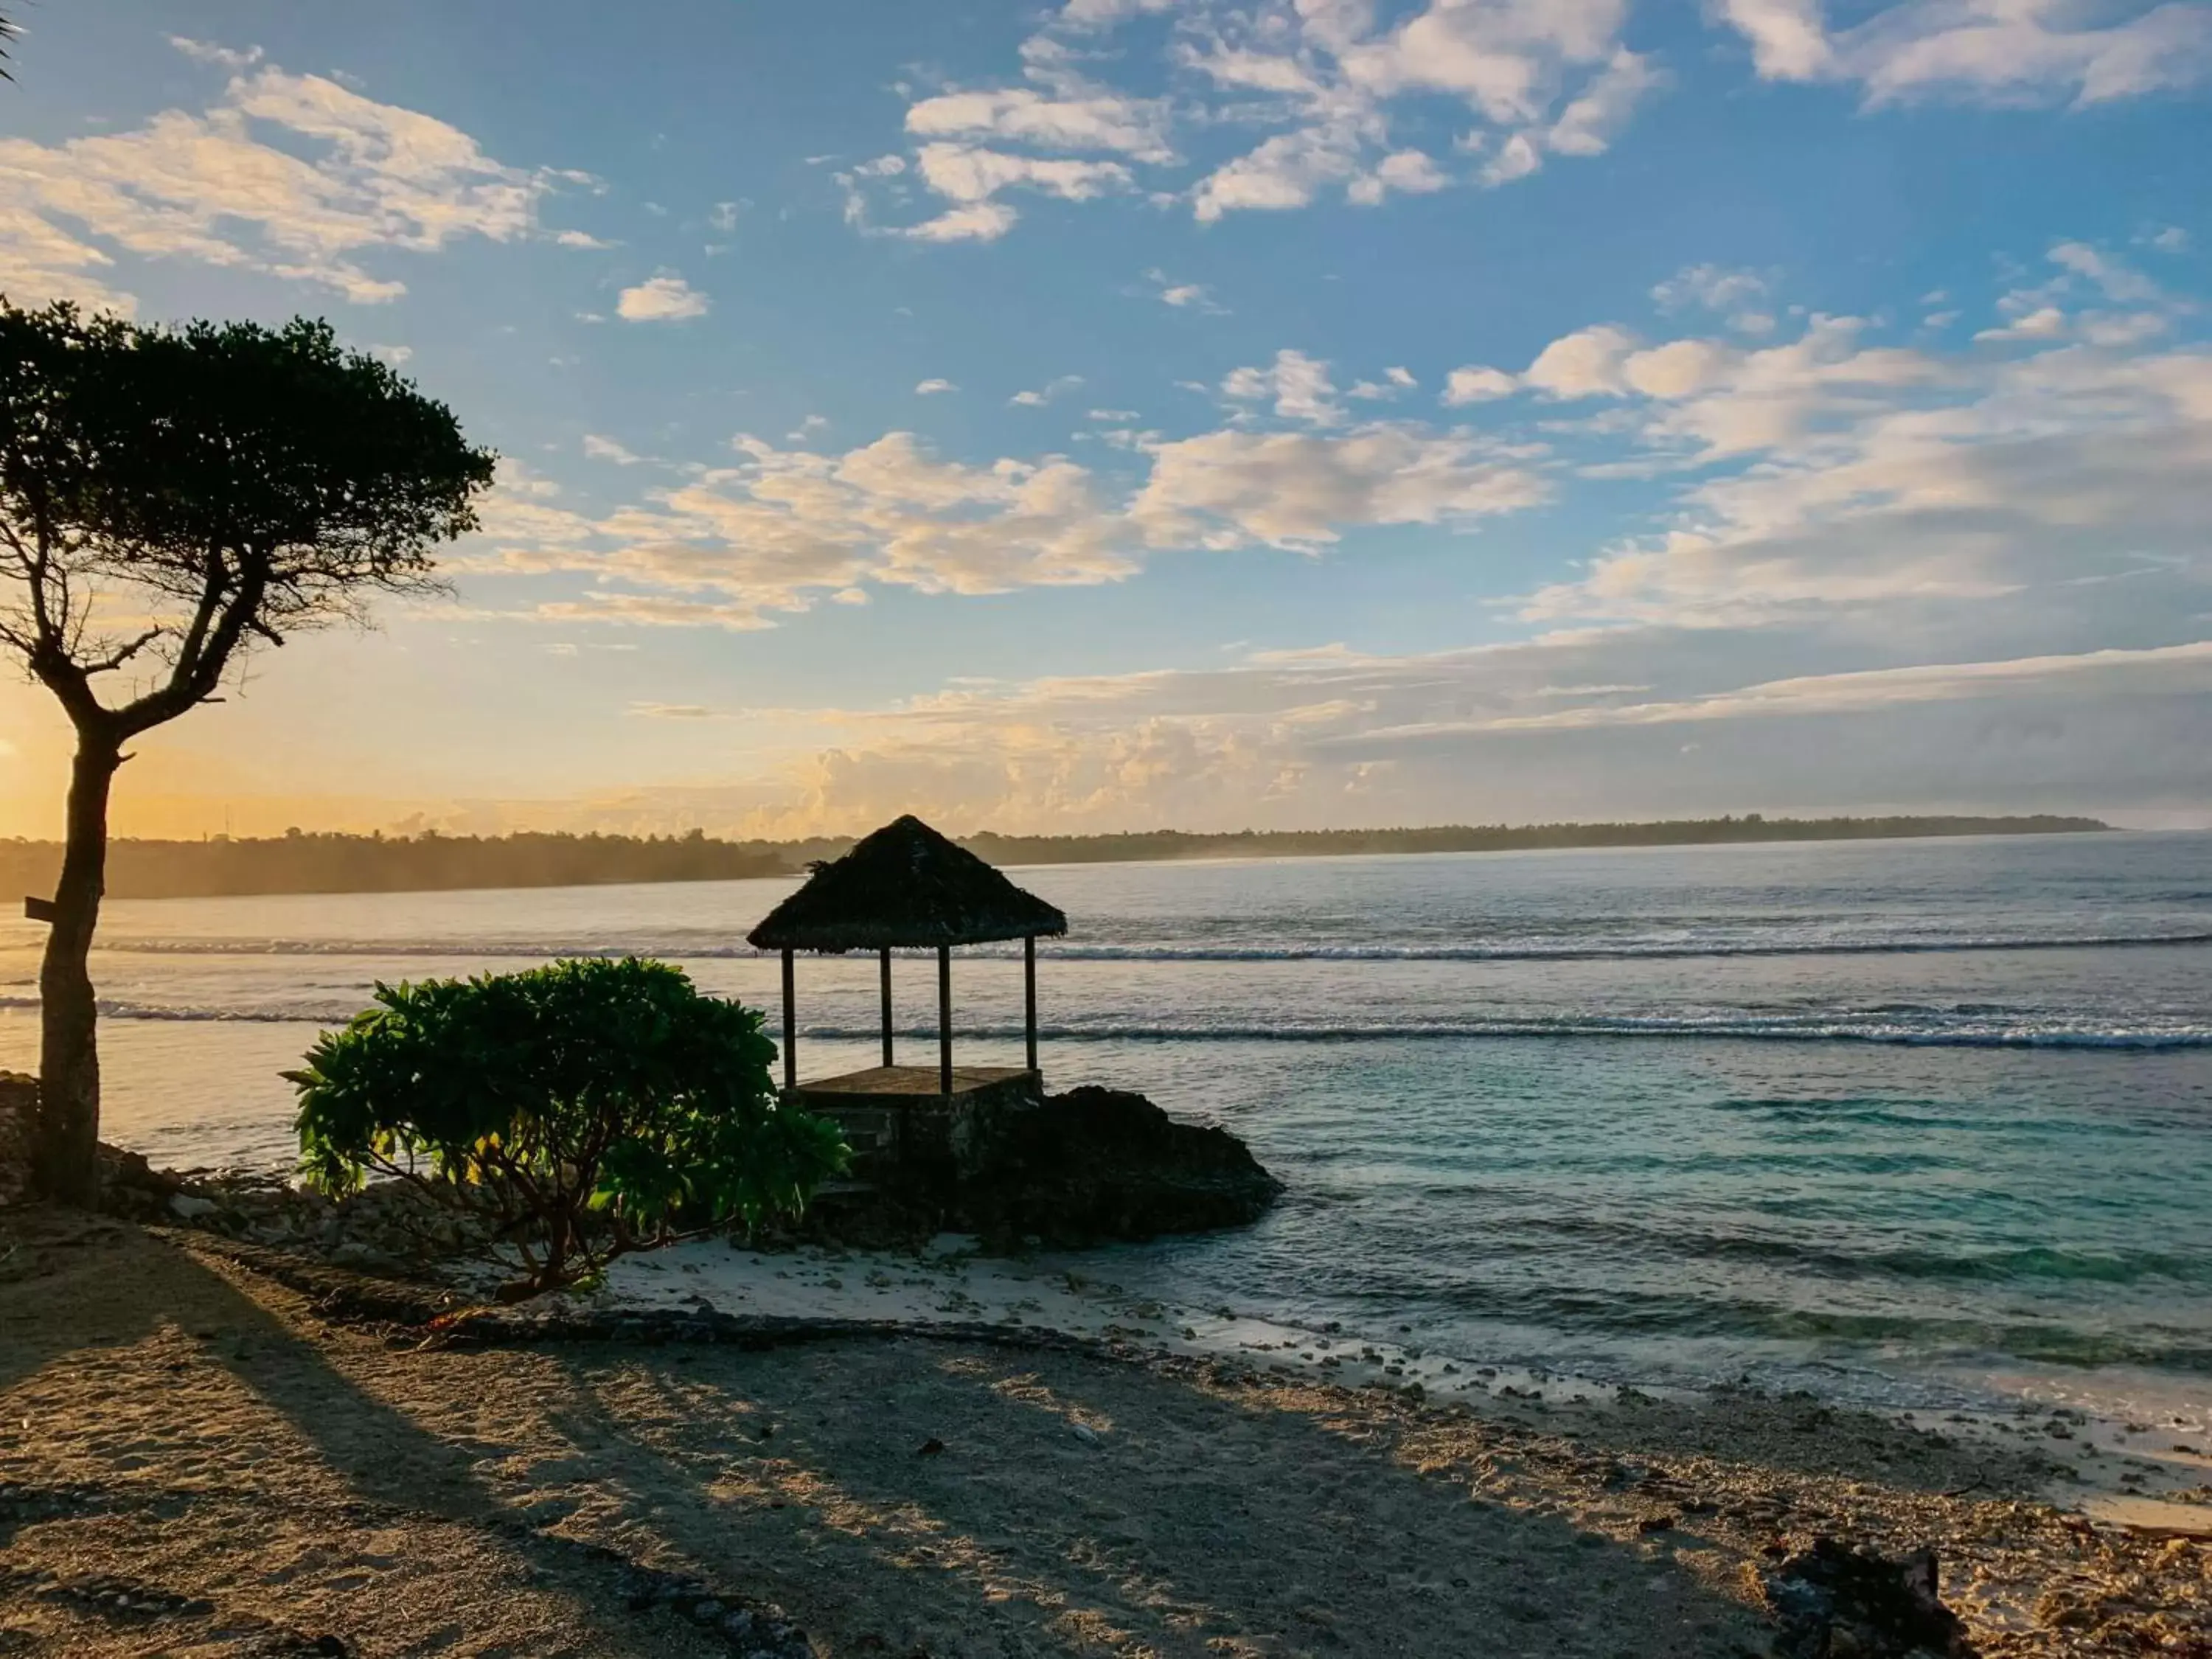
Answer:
[0, 301, 495, 1202]
[291, 958, 848, 1296]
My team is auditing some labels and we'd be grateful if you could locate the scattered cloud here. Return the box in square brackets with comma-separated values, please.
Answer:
[1221, 349, 1346, 427]
[0, 62, 554, 313]
[168, 37, 263, 70]
[1717, 0, 2212, 106]
[1441, 364, 1519, 406]
[470, 408, 1556, 630]
[1012, 375, 1085, 406]
[1133, 425, 1551, 549]
[583, 434, 646, 465]
[616, 274, 709, 320]
[1144, 267, 1223, 310]
[1975, 305, 2066, 342]
[915, 378, 959, 396]
[1349, 366, 1419, 400]
[1651, 262, 1775, 333]
[1519, 327, 2212, 625]
[904, 84, 1173, 163]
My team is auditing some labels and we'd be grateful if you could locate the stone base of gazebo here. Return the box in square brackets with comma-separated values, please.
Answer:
[789, 1065, 1043, 1188]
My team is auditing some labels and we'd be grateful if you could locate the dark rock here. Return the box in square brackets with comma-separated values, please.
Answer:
[1764, 1537, 1976, 1659]
[950, 1086, 1284, 1246]
[918, 1437, 945, 1456]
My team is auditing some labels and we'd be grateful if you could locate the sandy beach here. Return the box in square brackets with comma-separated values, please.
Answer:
[4, 1211, 2207, 1658]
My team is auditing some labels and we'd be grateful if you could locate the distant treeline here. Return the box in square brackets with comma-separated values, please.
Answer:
[963, 813, 2112, 866]
[0, 813, 2110, 902]
[0, 829, 821, 902]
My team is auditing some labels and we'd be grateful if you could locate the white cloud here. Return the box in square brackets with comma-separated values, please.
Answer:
[1523, 324, 1639, 398]
[1222, 349, 1347, 426]
[676, 624, 2212, 837]
[0, 63, 549, 313]
[1452, 642, 2212, 732]
[1719, 0, 2212, 105]
[913, 142, 1134, 206]
[1193, 124, 1371, 221]
[1441, 364, 1520, 406]
[1651, 263, 1773, 332]
[583, 434, 645, 465]
[169, 37, 265, 71]
[905, 86, 1174, 163]
[915, 378, 959, 396]
[1538, 48, 1665, 159]
[1134, 425, 1552, 549]
[1521, 333, 2212, 625]
[555, 228, 616, 248]
[1975, 305, 2067, 342]
[1144, 268, 1223, 310]
[1011, 375, 1085, 406]
[2049, 240, 2161, 302]
[1349, 366, 1419, 400]
[1714, 0, 1834, 80]
[1349, 147, 1452, 205]
[473, 408, 1558, 630]
[616, 274, 709, 321]
[899, 202, 1021, 243]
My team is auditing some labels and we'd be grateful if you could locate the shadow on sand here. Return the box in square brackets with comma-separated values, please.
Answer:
[0, 1220, 1798, 1655]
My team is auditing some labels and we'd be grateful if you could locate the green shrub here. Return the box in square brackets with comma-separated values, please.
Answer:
[291, 956, 845, 1295]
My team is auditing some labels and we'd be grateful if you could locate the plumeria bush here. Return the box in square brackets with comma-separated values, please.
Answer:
[292, 956, 845, 1295]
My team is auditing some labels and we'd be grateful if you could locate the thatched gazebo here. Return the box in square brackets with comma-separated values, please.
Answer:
[747, 815, 1068, 1101]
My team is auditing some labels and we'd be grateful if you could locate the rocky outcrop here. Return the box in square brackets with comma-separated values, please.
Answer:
[808, 1085, 1283, 1249]
[970, 1085, 1283, 1245]
[1765, 1537, 1977, 1659]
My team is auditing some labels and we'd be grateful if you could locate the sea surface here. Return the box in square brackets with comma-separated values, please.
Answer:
[4, 830, 2208, 1427]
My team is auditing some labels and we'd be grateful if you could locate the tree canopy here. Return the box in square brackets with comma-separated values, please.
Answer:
[293, 958, 847, 1294]
[0, 302, 495, 739]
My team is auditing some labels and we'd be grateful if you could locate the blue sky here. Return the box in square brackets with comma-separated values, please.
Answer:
[0, 0, 2207, 836]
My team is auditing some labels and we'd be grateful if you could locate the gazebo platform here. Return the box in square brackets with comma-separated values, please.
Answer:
[795, 1063, 1037, 1105]
[789, 1065, 1043, 1186]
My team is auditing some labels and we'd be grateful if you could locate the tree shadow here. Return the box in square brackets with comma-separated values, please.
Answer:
[0, 1225, 712, 1658]
[527, 1335, 1775, 1657]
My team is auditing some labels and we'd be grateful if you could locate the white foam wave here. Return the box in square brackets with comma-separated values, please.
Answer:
[7, 994, 2201, 1049]
[83, 930, 2212, 964]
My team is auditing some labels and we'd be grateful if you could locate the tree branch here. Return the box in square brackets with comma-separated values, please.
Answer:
[83, 628, 164, 675]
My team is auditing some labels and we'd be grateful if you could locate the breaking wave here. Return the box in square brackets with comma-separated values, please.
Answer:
[70, 928, 2212, 964]
[6, 994, 2203, 1049]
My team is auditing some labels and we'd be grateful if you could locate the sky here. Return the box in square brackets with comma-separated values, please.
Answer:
[0, 0, 2207, 839]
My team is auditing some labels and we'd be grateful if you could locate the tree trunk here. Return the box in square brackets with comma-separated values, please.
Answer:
[33, 725, 119, 1206]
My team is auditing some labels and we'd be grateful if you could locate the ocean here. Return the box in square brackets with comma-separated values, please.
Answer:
[4, 830, 2208, 1429]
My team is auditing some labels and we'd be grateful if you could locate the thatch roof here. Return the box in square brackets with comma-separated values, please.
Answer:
[748, 815, 1068, 952]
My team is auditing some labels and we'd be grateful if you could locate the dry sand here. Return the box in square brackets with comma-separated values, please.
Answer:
[2, 1211, 2208, 1658]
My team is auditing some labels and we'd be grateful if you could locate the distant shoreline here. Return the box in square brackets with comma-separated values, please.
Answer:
[0, 813, 2112, 904]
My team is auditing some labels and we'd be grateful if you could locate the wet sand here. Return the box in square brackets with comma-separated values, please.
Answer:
[2, 1213, 2208, 1657]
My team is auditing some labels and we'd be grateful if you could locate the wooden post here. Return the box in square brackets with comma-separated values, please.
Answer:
[781, 947, 796, 1091]
[879, 946, 894, 1068]
[1024, 934, 1038, 1075]
[937, 943, 953, 1096]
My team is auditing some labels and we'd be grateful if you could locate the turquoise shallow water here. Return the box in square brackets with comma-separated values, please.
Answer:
[2, 830, 2207, 1420]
